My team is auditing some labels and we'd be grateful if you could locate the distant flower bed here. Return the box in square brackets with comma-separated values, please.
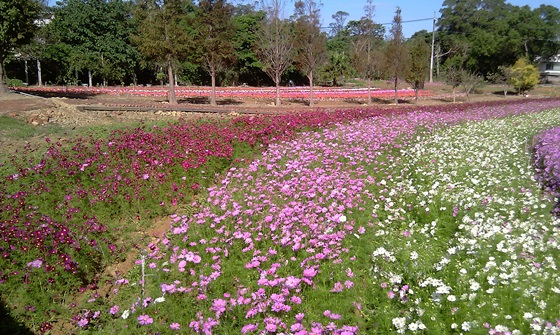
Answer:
[14, 85, 433, 101]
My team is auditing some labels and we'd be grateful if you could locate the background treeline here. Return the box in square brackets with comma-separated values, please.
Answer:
[3, 0, 560, 91]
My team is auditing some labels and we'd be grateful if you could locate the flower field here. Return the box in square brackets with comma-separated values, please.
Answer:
[13, 86, 433, 102]
[1, 99, 560, 334]
[533, 126, 560, 216]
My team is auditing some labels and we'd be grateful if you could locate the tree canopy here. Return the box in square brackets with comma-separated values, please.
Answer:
[0, 0, 42, 93]
[3, 0, 559, 101]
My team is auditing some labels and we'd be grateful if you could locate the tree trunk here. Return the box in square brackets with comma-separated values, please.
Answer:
[367, 77, 372, 106]
[37, 59, 42, 86]
[0, 54, 8, 94]
[394, 77, 399, 104]
[308, 70, 314, 107]
[24, 60, 29, 85]
[210, 69, 217, 106]
[452, 86, 456, 103]
[415, 87, 419, 104]
[88, 70, 93, 87]
[275, 72, 281, 107]
[167, 61, 177, 105]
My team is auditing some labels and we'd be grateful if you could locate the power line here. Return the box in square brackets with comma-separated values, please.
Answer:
[319, 17, 434, 30]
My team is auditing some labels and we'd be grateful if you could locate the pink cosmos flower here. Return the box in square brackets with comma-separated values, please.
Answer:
[109, 305, 119, 315]
[137, 314, 153, 325]
[170, 322, 180, 330]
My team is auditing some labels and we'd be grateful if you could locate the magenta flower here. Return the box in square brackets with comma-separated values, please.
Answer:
[331, 282, 344, 292]
[77, 318, 89, 327]
[265, 323, 277, 332]
[212, 298, 227, 314]
[109, 305, 119, 315]
[137, 314, 153, 325]
[170, 322, 180, 330]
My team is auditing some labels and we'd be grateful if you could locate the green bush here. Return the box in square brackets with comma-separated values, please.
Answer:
[508, 58, 539, 95]
[6, 78, 25, 87]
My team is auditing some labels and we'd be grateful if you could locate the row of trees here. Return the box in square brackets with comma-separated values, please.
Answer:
[2, 0, 559, 105]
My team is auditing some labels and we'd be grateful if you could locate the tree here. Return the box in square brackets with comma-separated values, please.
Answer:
[228, 4, 267, 86]
[328, 11, 348, 37]
[133, 0, 194, 104]
[437, 0, 560, 77]
[461, 70, 483, 101]
[0, 0, 42, 93]
[51, 0, 139, 86]
[292, 0, 326, 107]
[383, 7, 409, 104]
[508, 58, 539, 96]
[255, 0, 294, 107]
[487, 65, 514, 96]
[351, 0, 383, 105]
[406, 37, 430, 104]
[197, 0, 235, 106]
[443, 57, 463, 103]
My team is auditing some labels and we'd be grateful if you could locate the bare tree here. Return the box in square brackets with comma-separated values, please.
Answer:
[293, 0, 326, 107]
[255, 0, 294, 107]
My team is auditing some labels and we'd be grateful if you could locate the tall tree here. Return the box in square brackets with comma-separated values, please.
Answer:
[292, 0, 326, 107]
[328, 10, 348, 37]
[406, 37, 430, 104]
[383, 7, 409, 104]
[0, 0, 41, 93]
[255, 0, 294, 107]
[197, 0, 235, 106]
[228, 4, 267, 86]
[351, 0, 383, 105]
[133, 0, 194, 104]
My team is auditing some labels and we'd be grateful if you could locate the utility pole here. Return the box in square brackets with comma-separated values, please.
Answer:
[430, 12, 436, 83]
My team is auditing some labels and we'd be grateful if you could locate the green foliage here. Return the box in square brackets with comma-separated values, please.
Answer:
[0, 0, 41, 93]
[508, 58, 540, 95]
[6, 78, 25, 87]
[197, 0, 236, 105]
[406, 37, 430, 103]
[292, 0, 327, 106]
[133, 0, 196, 103]
[50, 0, 140, 86]
[383, 7, 410, 104]
[437, 0, 560, 76]
[227, 6, 267, 86]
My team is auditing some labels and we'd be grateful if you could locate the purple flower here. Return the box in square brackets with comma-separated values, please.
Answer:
[137, 314, 153, 325]
[331, 282, 344, 292]
[212, 298, 227, 314]
[265, 323, 277, 332]
[27, 259, 43, 269]
[241, 323, 257, 333]
[77, 318, 89, 327]
[170, 322, 180, 330]
[110, 305, 119, 315]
